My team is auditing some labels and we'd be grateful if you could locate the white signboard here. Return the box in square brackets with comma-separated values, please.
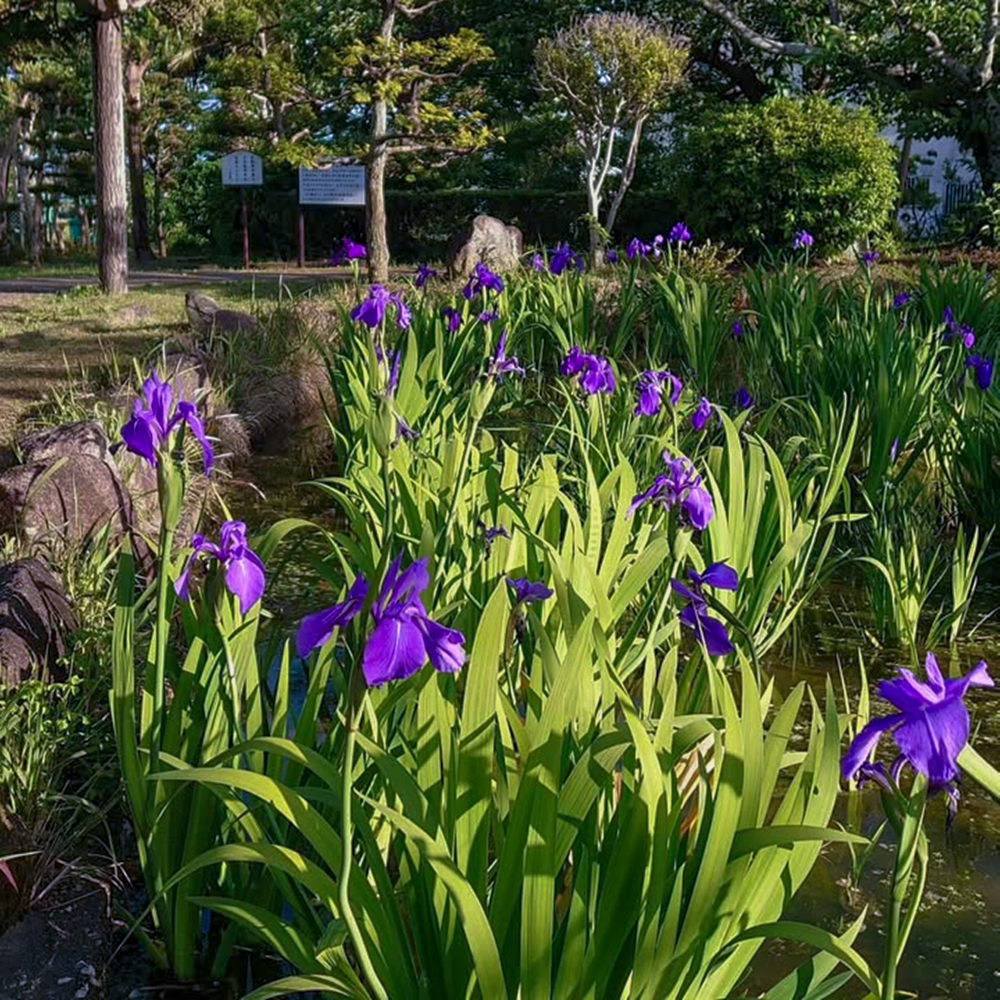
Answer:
[299, 166, 366, 206]
[222, 152, 263, 187]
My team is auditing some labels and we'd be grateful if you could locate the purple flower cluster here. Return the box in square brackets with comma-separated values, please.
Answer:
[297, 556, 466, 687]
[550, 243, 585, 275]
[893, 291, 912, 309]
[634, 370, 682, 417]
[351, 285, 411, 330]
[442, 306, 462, 333]
[862, 250, 880, 266]
[842, 652, 992, 797]
[331, 237, 366, 266]
[733, 387, 754, 411]
[415, 263, 438, 289]
[627, 237, 650, 261]
[121, 370, 213, 474]
[507, 577, 553, 605]
[671, 562, 738, 656]
[488, 329, 525, 382]
[463, 262, 505, 301]
[669, 222, 692, 243]
[561, 346, 616, 395]
[942, 308, 994, 389]
[175, 520, 265, 614]
[731, 319, 744, 340]
[692, 396, 713, 431]
[627, 452, 714, 530]
[793, 230, 814, 250]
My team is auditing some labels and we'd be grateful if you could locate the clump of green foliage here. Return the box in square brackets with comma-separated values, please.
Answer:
[671, 96, 897, 254]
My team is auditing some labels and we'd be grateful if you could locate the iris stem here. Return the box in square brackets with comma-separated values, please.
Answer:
[150, 521, 174, 773]
[340, 684, 388, 1000]
[882, 781, 927, 1000]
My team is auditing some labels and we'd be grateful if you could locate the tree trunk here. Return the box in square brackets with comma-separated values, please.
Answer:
[366, 5, 396, 285]
[898, 134, 913, 197]
[126, 56, 153, 262]
[586, 180, 603, 267]
[92, 15, 129, 295]
[153, 166, 166, 257]
[604, 115, 647, 250]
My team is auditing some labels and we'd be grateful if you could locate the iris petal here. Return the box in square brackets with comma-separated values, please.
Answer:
[420, 619, 466, 674]
[363, 615, 426, 686]
[841, 714, 903, 782]
[894, 699, 970, 787]
[226, 552, 266, 614]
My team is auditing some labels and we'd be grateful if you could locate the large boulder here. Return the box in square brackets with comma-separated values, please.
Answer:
[448, 215, 523, 278]
[18, 420, 113, 470]
[0, 454, 133, 549]
[0, 559, 77, 685]
[185, 291, 258, 339]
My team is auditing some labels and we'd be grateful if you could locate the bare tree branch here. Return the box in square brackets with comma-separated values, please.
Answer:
[978, 0, 1000, 86]
[688, 0, 819, 57]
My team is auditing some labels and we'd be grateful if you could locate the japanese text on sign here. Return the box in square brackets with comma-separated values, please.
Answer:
[222, 152, 263, 187]
[299, 166, 366, 206]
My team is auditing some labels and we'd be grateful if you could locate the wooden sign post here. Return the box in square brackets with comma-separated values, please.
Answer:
[221, 152, 264, 268]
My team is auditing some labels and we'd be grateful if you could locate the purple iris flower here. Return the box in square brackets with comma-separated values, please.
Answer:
[479, 310, 499, 324]
[488, 329, 525, 381]
[479, 523, 510, 554]
[890, 438, 900, 463]
[960, 325, 976, 348]
[732, 319, 744, 340]
[627, 452, 715, 530]
[606, 249, 619, 264]
[669, 222, 692, 243]
[297, 556, 466, 686]
[671, 562, 738, 657]
[580, 356, 616, 395]
[506, 577, 553, 605]
[560, 345, 587, 377]
[532, 253, 545, 272]
[561, 347, 615, 395]
[390, 292, 412, 330]
[893, 291, 912, 309]
[296, 575, 369, 660]
[966, 354, 994, 389]
[385, 352, 418, 445]
[120, 370, 214, 474]
[842, 652, 993, 793]
[692, 397, 713, 431]
[862, 251, 880, 266]
[626, 237, 649, 261]
[442, 306, 462, 333]
[331, 237, 367, 266]
[175, 520, 265, 614]
[793, 230, 814, 249]
[634, 370, 683, 417]
[351, 284, 391, 327]
[942, 308, 959, 342]
[733, 387, 754, 410]
[463, 262, 505, 300]
[415, 263, 438, 289]
[550, 243, 573, 275]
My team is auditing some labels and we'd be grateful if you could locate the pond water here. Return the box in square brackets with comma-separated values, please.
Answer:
[233, 458, 1000, 999]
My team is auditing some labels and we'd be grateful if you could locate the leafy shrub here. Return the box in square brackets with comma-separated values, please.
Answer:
[670, 96, 897, 254]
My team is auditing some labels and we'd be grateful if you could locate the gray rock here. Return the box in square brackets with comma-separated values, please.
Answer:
[448, 214, 524, 278]
[18, 421, 112, 469]
[0, 454, 133, 549]
[0, 558, 77, 685]
[185, 291, 258, 338]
